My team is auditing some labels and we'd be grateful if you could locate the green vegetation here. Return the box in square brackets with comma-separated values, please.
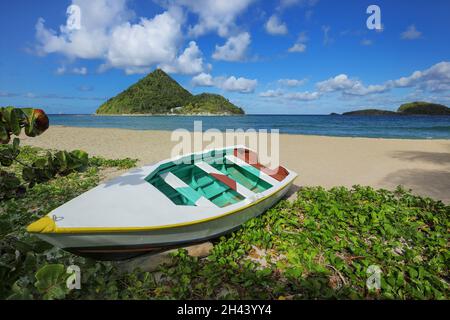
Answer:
[398, 101, 450, 115]
[1, 157, 448, 299]
[96, 69, 192, 114]
[0, 107, 49, 144]
[0, 145, 139, 299]
[96, 69, 244, 115]
[174, 93, 244, 115]
[342, 101, 450, 116]
[0, 107, 93, 199]
[343, 109, 398, 116]
[88, 156, 138, 170]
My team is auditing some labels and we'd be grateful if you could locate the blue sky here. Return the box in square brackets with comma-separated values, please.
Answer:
[0, 0, 449, 114]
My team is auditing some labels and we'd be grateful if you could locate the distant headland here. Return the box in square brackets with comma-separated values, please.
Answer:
[96, 69, 244, 116]
[335, 102, 450, 116]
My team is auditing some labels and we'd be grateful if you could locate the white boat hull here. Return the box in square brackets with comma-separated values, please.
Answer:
[36, 178, 294, 260]
[28, 145, 298, 260]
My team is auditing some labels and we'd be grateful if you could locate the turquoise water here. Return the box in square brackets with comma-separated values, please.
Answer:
[48, 114, 450, 139]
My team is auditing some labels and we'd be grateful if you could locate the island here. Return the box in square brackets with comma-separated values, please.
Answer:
[342, 109, 398, 116]
[341, 101, 450, 116]
[397, 101, 450, 115]
[96, 69, 244, 115]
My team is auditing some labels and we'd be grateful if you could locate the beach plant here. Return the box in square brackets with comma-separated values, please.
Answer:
[21, 149, 89, 188]
[33, 264, 70, 300]
[0, 145, 138, 299]
[0, 107, 49, 198]
[88, 156, 138, 169]
[0, 107, 49, 144]
[0, 107, 92, 198]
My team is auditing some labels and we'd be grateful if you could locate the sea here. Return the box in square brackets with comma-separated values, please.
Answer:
[48, 114, 450, 139]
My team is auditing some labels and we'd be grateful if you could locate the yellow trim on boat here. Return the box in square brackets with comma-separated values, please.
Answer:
[27, 176, 297, 234]
[27, 216, 57, 233]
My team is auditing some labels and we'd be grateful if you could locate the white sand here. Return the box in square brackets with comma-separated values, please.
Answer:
[20, 126, 450, 203]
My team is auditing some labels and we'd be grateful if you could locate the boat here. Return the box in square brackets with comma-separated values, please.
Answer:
[27, 146, 298, 260]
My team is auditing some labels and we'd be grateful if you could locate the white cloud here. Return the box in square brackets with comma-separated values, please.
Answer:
[105, 8, 184, 74]
[160, 41, 207, 75]
[288, 43, 306, 53]
[56, 66, 88, 75]
[265, 15, 288, 35]
[192, 72, 214, 87]
[401, 25, 422, 40]
[315, 61, 450, 97]
[317, 74, 357, 92]
[316, 74, 388, 95]
[288, 31, 308, 53]
[191, 73, 257, 93]
[219, 76, 257, 93]
[278, 78, 307, 87]
[259, 86, 320, 101]
[73, 67, 88, 75]
[259, 89, 283, 97]
[388, 61, 450, 92]
[345, 84, 388, 96]
[285, 91, 320, 101]
[360, 39, 373, 46]
[212, 32, 251, 61]
[258, 88, 320, 101]
[175, 0, 255, 37]
[55, 66, 66, 75]
[35, 0, 132, 59]
[260, 61, 450, 104]
[35, 1, 210, 75]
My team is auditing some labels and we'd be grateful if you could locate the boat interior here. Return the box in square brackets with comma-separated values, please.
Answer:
[145, 148, 287, 208]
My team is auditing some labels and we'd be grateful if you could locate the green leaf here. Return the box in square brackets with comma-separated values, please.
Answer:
[22, 167, 34, 182]
[0, 125, 10, 144]
[12, 137, 20, 150]
[55, 151, 68, 172]
[408, 267, 418, 279]
[2, 107, 22, 136]
[7, 282, 33, 300]
[34, 264, 69, 300]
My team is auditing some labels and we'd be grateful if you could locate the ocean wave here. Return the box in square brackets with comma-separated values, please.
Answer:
[414, 126, 450, 132]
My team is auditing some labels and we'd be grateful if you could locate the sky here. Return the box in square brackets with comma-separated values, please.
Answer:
[0, 0, 449, 114]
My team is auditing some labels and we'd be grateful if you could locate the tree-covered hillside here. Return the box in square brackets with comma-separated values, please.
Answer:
[96, 69, 193, 114]
[397, 101, 450, 115]
[96, 69, 244, 115]
[343, 109, 398, 116]
[341, 101, 450, 116]
[175, 93, 244, 115]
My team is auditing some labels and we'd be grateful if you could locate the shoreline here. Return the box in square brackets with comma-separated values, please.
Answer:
[20, 126, 450, 203]
[93, 113, 245, 117]
[51, 125, 450, 141]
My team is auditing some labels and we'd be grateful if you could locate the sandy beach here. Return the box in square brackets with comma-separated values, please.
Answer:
[20, 126, 450, 203]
